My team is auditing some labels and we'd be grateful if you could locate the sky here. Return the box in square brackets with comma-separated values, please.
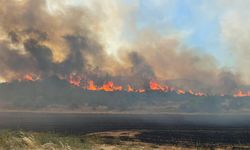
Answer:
[128, 0, 230, 67]
[67, 0, 240, 68]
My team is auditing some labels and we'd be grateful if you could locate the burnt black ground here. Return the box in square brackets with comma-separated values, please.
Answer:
[135, 129, 250, 145]
[1, 112, 250, 145]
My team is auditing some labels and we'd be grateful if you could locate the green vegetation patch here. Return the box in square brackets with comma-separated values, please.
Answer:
[0, 130, 95, 150]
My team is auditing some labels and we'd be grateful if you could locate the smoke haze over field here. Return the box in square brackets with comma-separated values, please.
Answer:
[0, 0, 250, 95]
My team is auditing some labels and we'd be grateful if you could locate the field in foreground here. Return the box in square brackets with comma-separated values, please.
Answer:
[1, 130, 250, 150]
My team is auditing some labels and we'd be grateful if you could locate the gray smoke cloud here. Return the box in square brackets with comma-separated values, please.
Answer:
[0, 0, 248, 95]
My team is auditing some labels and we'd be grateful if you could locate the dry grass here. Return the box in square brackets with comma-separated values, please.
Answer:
[0, 130, 250, 150]
[0, 130, 93, 150]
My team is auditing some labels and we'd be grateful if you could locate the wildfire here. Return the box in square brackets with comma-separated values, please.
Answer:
[87, 80, 97, 91]
[189, 90, 194, 95]
[234, 90, 250, 97]
[23, 74, 38, 81]
[87, 80, 123, 92]
[177, 89, 185, 95]
[150, 81, 165, 91]
[68, 76, 81, 87]
[99, 81, 123, 91]
[24, 74, 33, 81]
[22, 74, 208, 96]
[84, 79, 206, 96]
[137, 89, 145, 93]
[194, 92, 206, 96]
[188, 90, 205, 96]
[148, 81, 206, 96]
[127, 85, 134, 92]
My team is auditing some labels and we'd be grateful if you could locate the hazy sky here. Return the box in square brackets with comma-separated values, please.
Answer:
[62, 0, 250, 71]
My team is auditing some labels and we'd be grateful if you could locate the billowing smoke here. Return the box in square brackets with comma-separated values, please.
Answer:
[0, 0, 116, 79]
[0, 0, 247, 95]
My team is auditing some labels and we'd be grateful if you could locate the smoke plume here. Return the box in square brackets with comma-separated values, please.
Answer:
[0, 0, 247, 95]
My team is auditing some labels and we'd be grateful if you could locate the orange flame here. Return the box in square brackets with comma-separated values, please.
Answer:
[150, 81, 160, 90]
[177, 89, 185, 95]
[100, 81, 114, 91]
[24, 74, 34, 81]
[194, 92, 205, 96]
[68, 76, 81, 87]
[87, 80, 123, 92]
[234, 90, 250, 97]
[188, 90, 194, 95]
[113, 85, 123, 91]
[188, 90, 205, 96]
[137, 89, 145, 93]
[85, 80, 206, 95]
[88, 80, 97, 91]
[23, 74, 38, 81]
[20, 75, 208, 96]
[149, 81, 167, 91]
[127, 85, 134, 92]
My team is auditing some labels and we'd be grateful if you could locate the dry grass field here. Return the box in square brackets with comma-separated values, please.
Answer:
[1, 130, 250, 150]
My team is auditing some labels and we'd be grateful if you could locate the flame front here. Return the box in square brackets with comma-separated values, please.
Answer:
[72, 79, 250, 97]
[21, 74, 210, 96]
[67, 76, 207, 96]
[86, 80, 123, 92]
[150, 81, 166, 91]
[234, 90, 250, 97]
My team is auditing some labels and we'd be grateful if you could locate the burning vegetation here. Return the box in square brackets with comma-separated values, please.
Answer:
[0, 74, 250, 113]
[0, 0, 250, 113]
[22, 73, 248, 97]
[66, 76, 209, 98]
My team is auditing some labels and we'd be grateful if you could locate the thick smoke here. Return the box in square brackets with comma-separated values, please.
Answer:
[24, 39, 54, 74]
[0, 0, 115, 79]
[0, 0, 247, 95]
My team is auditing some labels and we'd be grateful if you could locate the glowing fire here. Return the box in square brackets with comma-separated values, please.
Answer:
[87, 80, 123, 92]
[23, 74, 38, 81]
[22, 74, 208, 96]
[188, 90, 205, 96]
[24, 74, 34, 81]
[20, 74, 250, 97]
[189, 90, 194, 95]
[194, 92, 205, 96]
[100, 81, 123, 91]
[83, 79, 206, 96]
[137, 89, 145, 93]
[127, 85, 134, 92]
[87, 80, 97, 91]
[148, 81, 206, 96]
[149, 81, 168, 92]
[177, 89, 185, 95]
[234, 90, 250, 97]
[68, 76, 81, 87]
